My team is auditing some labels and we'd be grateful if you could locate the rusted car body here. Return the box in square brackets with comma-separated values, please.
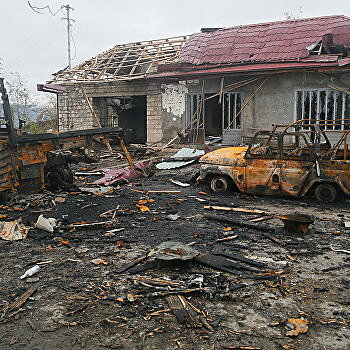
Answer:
[199, 120, 350, 202]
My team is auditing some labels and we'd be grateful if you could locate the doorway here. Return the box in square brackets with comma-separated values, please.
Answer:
[93, 95, 147, 143]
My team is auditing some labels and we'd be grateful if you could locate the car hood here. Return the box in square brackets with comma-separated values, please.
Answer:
[199, 147, 248, 166]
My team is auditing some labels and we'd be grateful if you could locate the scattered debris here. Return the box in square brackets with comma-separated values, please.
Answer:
[81, 186, 114, 195]
[216, 235, 238, 242]
[204, 205, 266, 214]
[285, 318, 309, 336]
[167, 213, 180, 221]
[94, 161, 151, 185]
[20, 265, 41, 279]
[203, 213, 273, 232]
[330, 244, 350, 254]
[166, 294, 212, 330]
[8, 287, 37, 310]
[130, 188, 181, 194]
[156, 148, 205, 170]
[170, 179, 190, 187]
[35, 215, 57, 233]
[148, 241, 200, 261]
[0, 220, 29, 241]
[91, 258, 110, 265]
[279, 213, 314, 234]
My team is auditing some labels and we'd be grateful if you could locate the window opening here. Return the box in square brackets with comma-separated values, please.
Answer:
[296, 89, 350, 130]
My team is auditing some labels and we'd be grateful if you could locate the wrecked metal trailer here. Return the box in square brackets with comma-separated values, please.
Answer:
[0, 78, 124, 196]
[199, 120, 350, 203]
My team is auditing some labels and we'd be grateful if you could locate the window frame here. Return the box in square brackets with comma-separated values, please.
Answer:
[294, 88, 350, 130]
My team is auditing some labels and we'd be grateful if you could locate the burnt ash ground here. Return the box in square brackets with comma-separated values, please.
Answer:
[0, 163, 350, 350]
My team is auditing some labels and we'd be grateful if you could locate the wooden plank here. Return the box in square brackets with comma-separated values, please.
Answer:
[250, 216, 274, 223]
[204, 205, 266, 214]
[9, 287, 37, 310]
[114, 255, 148, 273]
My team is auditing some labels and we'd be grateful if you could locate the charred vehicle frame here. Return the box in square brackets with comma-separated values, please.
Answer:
[199, 119, 350, 202]
[0, 78, 124, 197]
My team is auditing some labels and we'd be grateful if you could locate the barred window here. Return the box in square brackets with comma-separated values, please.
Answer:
[296, 89, 350, 130]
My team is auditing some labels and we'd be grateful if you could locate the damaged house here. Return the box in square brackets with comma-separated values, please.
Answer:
[43, 15, 350, 145]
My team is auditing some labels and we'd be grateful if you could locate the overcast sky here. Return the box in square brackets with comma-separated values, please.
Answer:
[1, 0, 350, 104]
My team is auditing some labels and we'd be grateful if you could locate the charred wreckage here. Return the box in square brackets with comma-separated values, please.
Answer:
[0, 78, 125, 198]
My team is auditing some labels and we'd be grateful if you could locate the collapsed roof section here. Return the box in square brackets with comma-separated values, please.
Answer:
[49, 35, 188, 84]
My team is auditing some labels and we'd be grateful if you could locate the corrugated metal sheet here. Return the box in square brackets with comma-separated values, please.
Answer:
[156, 148, 205, 170]
[178, 15, 350, 65]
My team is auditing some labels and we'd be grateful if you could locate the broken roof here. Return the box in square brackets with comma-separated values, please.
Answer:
[178, 15, 350, 65]
[50, 35, 188, 84]
[48, 15, 350, 85]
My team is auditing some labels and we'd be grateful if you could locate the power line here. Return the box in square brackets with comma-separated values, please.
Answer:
[28, 2, 75, 69]
[28, 1, 65, 16]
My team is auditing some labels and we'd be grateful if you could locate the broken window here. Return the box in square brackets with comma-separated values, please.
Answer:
[296, 89, 350, 130]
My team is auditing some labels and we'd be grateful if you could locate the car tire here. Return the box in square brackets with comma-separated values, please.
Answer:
[315, 183, 337, 203]
[210, 176, 228, 193]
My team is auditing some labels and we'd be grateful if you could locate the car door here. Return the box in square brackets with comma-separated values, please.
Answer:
[243, 132, 282, 196]
[279, 133, 314, 197]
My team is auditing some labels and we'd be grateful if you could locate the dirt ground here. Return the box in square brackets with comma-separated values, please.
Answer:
[0, 157, 349, 350]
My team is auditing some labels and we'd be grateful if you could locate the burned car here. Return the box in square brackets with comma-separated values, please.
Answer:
[199, 120, 350, 203]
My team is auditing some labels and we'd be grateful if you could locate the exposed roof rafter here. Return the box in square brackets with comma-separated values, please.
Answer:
[49, 35, 188, 84]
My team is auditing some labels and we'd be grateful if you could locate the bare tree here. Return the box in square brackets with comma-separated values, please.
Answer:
[284, 6, 303, 20]
[6, 72, 33, 127]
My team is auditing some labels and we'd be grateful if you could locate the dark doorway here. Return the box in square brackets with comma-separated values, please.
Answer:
[93, 95, 147, 143]
[204, 94, 222, 137]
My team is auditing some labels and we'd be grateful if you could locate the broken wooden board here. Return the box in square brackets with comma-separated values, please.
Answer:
[165, 294, 212, 331]
[250, 216, 274, 223]
[134, 276, 181, 287]
[204, 205, 266, 214]
[203, 213, 273, 232]
[213, 252, 268, 268]
[194, 253, 259, 274]
[9, 287, 37, 310]
[114, 255, 149, 273]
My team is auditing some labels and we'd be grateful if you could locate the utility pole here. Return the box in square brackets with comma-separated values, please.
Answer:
[61, 5, 74, 68]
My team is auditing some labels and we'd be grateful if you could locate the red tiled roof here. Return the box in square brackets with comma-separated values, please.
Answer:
[178, 15, 350, 65]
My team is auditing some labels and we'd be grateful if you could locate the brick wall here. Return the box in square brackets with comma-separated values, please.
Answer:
[147, 94, 162, 143]
[57, 80, 163, 143]
[57, 86, 94, 131]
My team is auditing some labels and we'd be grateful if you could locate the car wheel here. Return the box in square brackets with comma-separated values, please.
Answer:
[210, 176, 228, 193]
[57, 166, 74, 184]
[315, 183, 337, 203]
